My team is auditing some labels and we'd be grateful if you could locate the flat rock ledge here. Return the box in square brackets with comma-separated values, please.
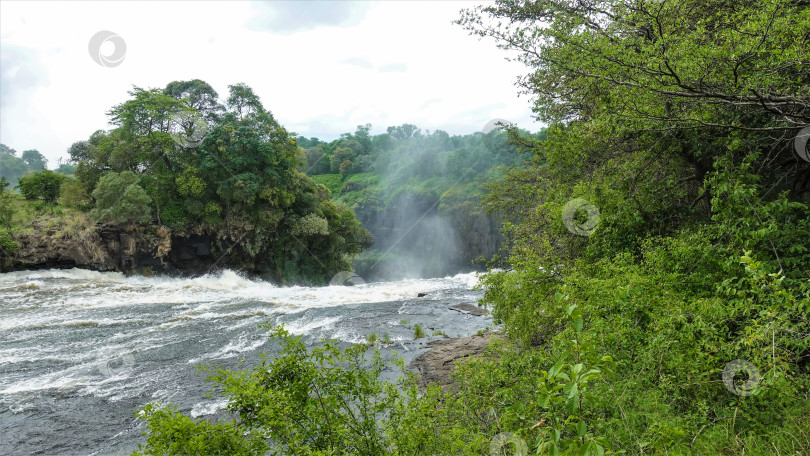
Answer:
[448, 302, 488, 316]
[410, 332, 501, 392]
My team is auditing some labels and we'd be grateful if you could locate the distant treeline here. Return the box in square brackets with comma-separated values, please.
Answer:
[0, 144, 74, 188]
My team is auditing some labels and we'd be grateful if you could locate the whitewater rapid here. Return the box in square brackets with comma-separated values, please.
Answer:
[0, 268, 491, 455]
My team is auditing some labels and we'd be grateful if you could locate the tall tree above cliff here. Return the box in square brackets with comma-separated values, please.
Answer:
[21, 149, 48, 171]
[163, 79, 225, 123]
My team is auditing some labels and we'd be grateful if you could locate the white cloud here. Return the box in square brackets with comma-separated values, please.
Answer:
[0, 0, 541, 166]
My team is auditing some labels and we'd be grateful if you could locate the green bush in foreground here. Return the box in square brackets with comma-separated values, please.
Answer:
[134, 326, 412, 456]
[133, 316, 621, 456]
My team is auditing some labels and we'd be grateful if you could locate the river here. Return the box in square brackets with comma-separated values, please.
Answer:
[0, 268, 492, 455]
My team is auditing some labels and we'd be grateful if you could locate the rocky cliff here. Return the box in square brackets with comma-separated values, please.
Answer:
[1, 220, 217, 276]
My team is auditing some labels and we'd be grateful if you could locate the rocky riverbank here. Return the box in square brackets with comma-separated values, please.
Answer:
[410, 330, 502, 392]
[1, 220, 218, 276]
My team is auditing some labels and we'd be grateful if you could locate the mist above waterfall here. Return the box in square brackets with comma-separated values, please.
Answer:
[302, 123, 537, 281]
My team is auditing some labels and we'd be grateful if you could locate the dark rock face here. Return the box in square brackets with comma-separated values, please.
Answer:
[410, 332, 501, 392]
[2, 223, 217, 276]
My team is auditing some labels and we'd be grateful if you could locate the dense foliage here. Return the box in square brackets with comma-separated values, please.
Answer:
[58, 80, 372, 283]
[0, 178, 19, 256]
[88, 171, 152, 223]
[463, 0, 810, 453]
[134, 327, 412, 456]
[16, 170, 67, 203]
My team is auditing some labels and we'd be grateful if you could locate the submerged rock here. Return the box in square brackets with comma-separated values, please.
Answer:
[449, 302, 487, 316]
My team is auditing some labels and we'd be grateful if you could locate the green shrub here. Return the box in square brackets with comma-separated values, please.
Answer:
[0, 191, 13, 229]
[133, 326, 411, 456]
[158, 200, 188, 228]
[0, 228, 19, 255]
[89, 171, 152, 224]
[17, 170, 67, 203]
[413, 324, 424, 339]
[59, 179, 91, 210]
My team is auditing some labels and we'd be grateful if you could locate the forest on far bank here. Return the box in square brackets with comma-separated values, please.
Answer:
[0, 80, 539, 282]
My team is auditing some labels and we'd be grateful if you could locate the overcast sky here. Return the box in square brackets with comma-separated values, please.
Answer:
[0, 0, 540, 167]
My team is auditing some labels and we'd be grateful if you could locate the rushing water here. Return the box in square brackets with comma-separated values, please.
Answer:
[0, 268, 492, 456]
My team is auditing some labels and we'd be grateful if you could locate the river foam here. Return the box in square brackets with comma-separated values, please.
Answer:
[0, 268, 489, 456]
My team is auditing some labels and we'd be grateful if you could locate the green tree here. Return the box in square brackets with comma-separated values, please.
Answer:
[16, 170, 66, 203]
[163, 79, 225, 122]
[59, 179, 91, 210]
[386, 124, 420, 140]
[0, 144, 28, 188]
[226, 82, 265, 120]
[54, 163, 76, 175]
[21, 149, 47, 171]
[0, 177, 14, 229]
[459, 0, 809, 218]
[68, 80, 372, 283]
[89, 171, 152, 223]
[67, 140, 92, 162]
[330, 146, 356, 173]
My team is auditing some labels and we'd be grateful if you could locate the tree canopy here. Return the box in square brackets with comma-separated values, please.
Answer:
[70, 80, 372, 283]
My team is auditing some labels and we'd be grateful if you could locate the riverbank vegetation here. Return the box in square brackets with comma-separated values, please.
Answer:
[12, 0, 810, 454]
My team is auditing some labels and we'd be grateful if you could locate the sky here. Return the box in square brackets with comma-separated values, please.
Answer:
[0, 0, 541, 168]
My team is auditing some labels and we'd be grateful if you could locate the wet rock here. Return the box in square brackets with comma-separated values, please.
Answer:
[449, 302, 487, 316]
[410, 332, 501, 392]
[2, 222, 216, 276]
[417, 292, 430, 297]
